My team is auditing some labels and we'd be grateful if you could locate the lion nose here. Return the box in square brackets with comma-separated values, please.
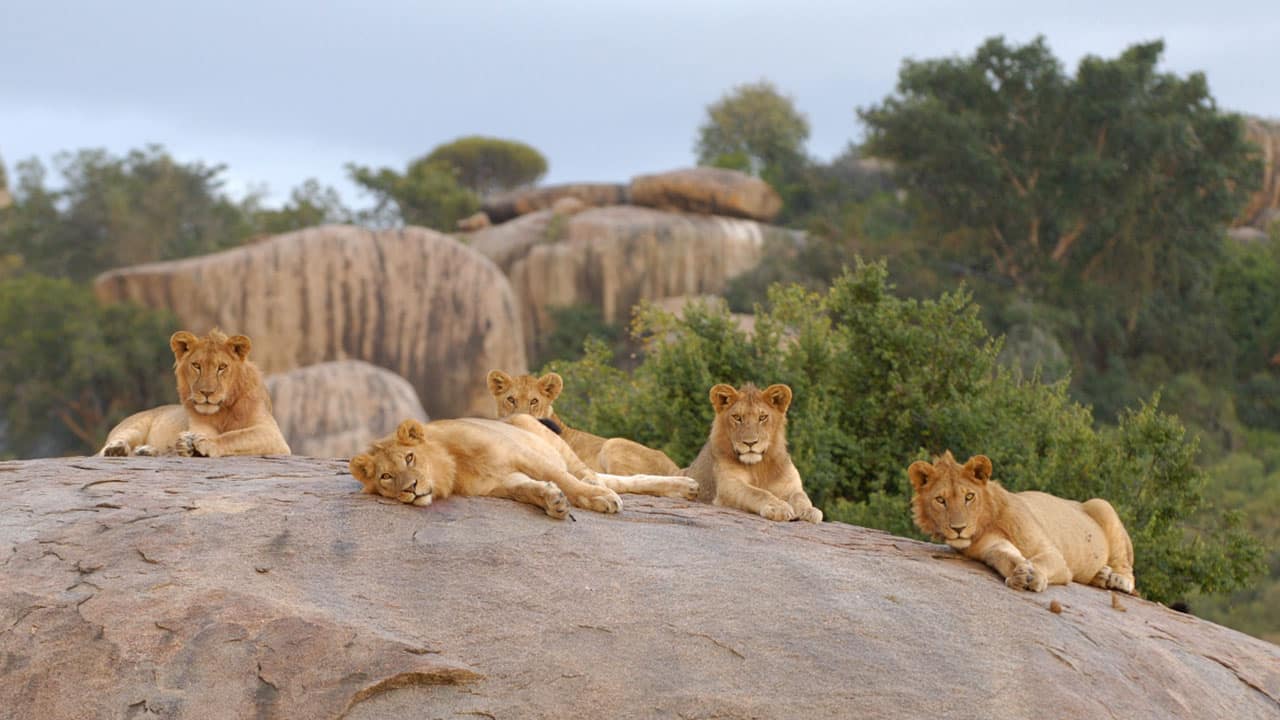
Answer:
[743, 440, 757, 449]
[949, 524, 966, 534]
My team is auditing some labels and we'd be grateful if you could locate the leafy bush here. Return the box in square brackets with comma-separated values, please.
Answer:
[546, 260, 1263, 603]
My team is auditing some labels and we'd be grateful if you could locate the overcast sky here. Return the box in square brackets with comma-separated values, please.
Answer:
[2, 1, 1277, 206]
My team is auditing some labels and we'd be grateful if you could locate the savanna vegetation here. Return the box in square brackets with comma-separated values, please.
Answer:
[1, 35, 1277, 640]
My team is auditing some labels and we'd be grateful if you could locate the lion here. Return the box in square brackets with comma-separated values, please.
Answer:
[98, 329, 291, 458]
[485, 370, 695, 499]
[908, 451, 1136, 594]
[349, 415, 669, 518]
[684, 383, 822, 523]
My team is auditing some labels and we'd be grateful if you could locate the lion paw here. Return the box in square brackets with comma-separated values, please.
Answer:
[677, 477, 699, 500]
[1006, 563, 1047, 592]
[1107, 571, 1136, 595]
[760, 501, 796, 522]
[796, 506, 823, 524]
[102, 440, 129, 457]
[580, 489, 622, 514]
[134, 445, 157, 457]
[543, 488, 572, 519]
[176, 431, 210, 458]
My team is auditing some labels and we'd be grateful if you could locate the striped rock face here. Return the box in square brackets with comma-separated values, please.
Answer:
[94, 225, 527, 420]
[1237, 117, 1280, 229]
[265, 360, 429, 459]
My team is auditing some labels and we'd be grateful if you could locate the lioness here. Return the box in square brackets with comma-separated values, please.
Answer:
[685, 383, 822, 523]
[351, 416, 641, 518]
[908, 451, 1136, 594]
[486, 370, 695, 498]
[99, 329, 290, 457]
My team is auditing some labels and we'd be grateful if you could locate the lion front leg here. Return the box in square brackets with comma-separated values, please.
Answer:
[785, 489, 822, 524]
[714, 474, 794, 521]
[978, 538, 1051, 592]
[490, 472, 572, 520]
[177, 424, 290, 458]
[597, 473, 699, 499]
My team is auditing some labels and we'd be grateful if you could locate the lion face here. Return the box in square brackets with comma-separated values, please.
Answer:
[908, 452, 994, 549]
[486, 370, 562, 419]
[171, 329, 252, 416]
[709, 383, 792, 465]
[349, 419, 437, 506]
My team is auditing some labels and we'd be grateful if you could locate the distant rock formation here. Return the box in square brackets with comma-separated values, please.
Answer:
[4, 456, 1278, 719]
[265, 360, 428, 458]
[93, 225, 526, 419]
[1238, 117, 1280, 229]
[482, 182, 628, 223]
[630, 166, 783, 222]
[469, 206, 797, 357]
[455, 211, 491, 232]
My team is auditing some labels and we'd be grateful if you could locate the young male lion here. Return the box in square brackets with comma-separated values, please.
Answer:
[349, 415, 664, 518]
[685, 383, 822, 523]
[485, 369, 695, 499]
[98, 329, 290, 457]
[908, 451, 1136, 594]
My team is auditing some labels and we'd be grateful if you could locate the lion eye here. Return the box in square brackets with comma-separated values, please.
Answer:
[731, 414, 742, 423]
[964, 492, 975, 503]
[217, 363, 227, 374]
[758, 414, 768, 423]
[935, 496, 946, 506]
[506, 396, 516, 407]
[191, 362, 201, 372]
[404, 452, 415, 467]
[379, 472, 393, 485]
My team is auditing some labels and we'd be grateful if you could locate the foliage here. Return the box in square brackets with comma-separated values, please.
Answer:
[424, 136, 548, 197]
[0, 273, 177, 456]
[346, 159, 479, 231]
[547, 261, 1263, 603]
[244, 178, 352, 236]
[0, 146, 252, 282]
[859, 37, 1260, 309]
[535, 304, 623, 368]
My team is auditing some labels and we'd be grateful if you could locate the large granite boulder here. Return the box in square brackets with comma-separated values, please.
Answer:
[93, 225, 527, 419]
[265, 360, 428, 458]
[629, 166, 783, 222]
[482, 182, 628, 223]
[469, 206, 796, 356]
[3, 456, 1277, 719]
[1238, 117, 1280, 229]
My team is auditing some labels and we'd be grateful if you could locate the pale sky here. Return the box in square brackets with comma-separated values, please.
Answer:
[2, 0, 1277, 206]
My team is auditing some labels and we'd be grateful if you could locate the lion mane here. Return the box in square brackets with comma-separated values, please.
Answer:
[908, 451, 1136, 593]
[684, 382, 822, 523]
[99, 329, 290, 457]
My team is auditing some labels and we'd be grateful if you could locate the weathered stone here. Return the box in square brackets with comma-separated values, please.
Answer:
[92, 224, 527, 419]
[482, 182, 628, 223]
[470, 206, 795, 357]
[630, 166, 783, 222]
[550, 195, 587, 216]
[265, 360, 428, 458]
[1237, 117, 1280, 228]
[2, 457, 1277, 719]
[455, 211, 491, 232]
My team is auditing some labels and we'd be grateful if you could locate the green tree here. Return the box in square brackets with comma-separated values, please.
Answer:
[346, 159, 479, 231]
[424, 136, 548, 197]
[547, 261, 1263, 604]
[859, 37, 1260, 311]
[0, 146, 251, 281]
[0, 273, 177, 456]
[244, 178, 352, 236]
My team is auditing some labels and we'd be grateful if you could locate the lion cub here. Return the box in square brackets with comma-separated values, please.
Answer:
[685, 383, 822, 523]
[909, 452, 1136, 594]
[99, 329, 290, 457]
[486, 370, 696, 499]
[350, 415, 628, 519]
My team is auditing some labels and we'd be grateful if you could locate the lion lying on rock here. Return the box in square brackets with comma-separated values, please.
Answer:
[908, 451, 1136, 594]
[351, 416, 697, 518]
[486, 370, 694, 498]
[99, 329, 290, 457]
[685, 383, 822, 523]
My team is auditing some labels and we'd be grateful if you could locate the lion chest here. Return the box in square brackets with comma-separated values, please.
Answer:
[1014, 492, 1111, 579]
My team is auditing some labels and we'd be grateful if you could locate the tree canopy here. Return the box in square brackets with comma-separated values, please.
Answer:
[423, 136, 548, 197]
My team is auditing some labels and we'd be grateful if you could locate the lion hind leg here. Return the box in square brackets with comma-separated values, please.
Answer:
[1082, 498, 1137, 594]
[597, 473, 699, 499]
[489, 472, 571, 520]
[597, 438, 681, 476]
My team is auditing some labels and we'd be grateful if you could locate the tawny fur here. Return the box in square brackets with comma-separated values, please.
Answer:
[684, 383, 822, 523]
[98, 329, 290, 457]
[908, 451, 1136, 594]
[486, 370, 695, 499]
[349, 415, 669, 518]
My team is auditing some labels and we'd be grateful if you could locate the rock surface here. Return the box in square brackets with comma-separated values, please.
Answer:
[469, 206, 795, 356]
[1238, 117, 1280, 228]
[265, 360, 428, 458]
[482, 182, 628, 223]
[93, 225, 527, 419]
[629, 166, 783, 222]
[3, 457, 1278, 719]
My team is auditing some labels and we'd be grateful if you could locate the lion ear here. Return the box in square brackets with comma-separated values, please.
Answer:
[964, 455, 993, 483]
[486, 370, 512, 396]
[226, 334, 252, 361]
[396, 418, 427, 445]
[170, 331, 197, 360]
[908, 460, 935, 492]
[537, 372, 564, 401]
[349, 454, 376, 490]
[762, 384, 793, 414]
[709, 384, 739, 414]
